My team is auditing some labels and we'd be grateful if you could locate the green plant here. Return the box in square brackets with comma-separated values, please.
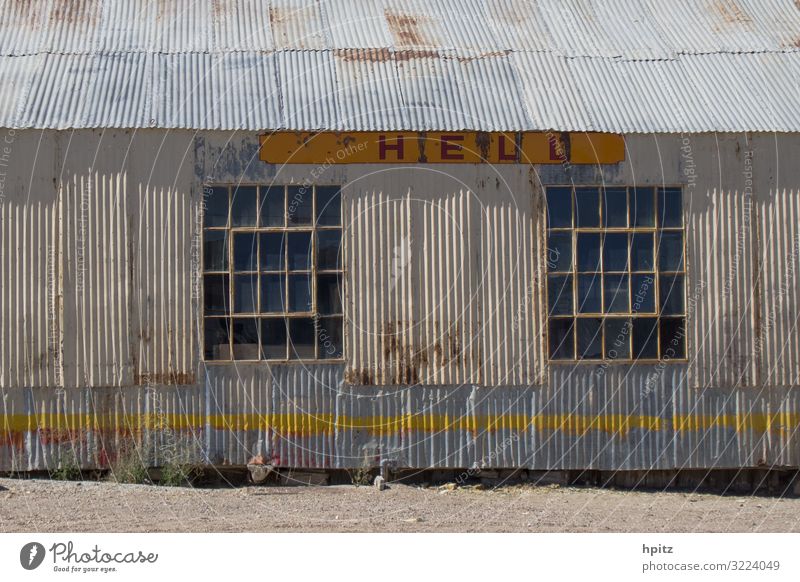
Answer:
[51, 449, 82, 481]
[346, 457, 374, 487]
[109, 445, 150, 485]
[159, 462, 199, 487]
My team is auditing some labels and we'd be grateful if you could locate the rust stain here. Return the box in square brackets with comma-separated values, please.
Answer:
[385, 10, 429, 47]
[713, 0, 752, 24]
[269, 5, 287, 25]
[134, 372, 196, 386]
[49, 0, 99, 26]
[334, 48, 393, 63]
[456, 50, 511, 63]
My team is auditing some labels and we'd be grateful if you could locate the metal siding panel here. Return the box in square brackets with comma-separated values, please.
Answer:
[324, 0, 393, 49]
[269, 0, 329, 49]
[211, 0, 275, 51]
[277, 50, 340, 130]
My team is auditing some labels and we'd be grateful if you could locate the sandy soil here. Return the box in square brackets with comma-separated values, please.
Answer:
[1, 478, 799, 533]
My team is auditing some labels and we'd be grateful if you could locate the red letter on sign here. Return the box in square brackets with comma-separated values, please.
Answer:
[498, 134, 516, 161]
[379, 135, 404, 161]
[440, 135, 464, 160]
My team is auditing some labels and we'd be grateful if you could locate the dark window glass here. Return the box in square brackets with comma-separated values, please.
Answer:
[233, 274, 257, 313]
[603, 233, 628, 271]
[204, 186, 228, 227]
[660, 317, 686, 359]
[259, 232, 285, 271]
[287, 186, 313, 225]
[631, 187, 655, 227]
[231, 186, 257, 226]
[318, 273, 342, 314]
[261, 317, 287, 359]
[547, 232, 572, 272]
[577, 274, 601, 314]
[632, 318, 658, 360]
[602, 188, 627, 227]
[658, 187, 682, 228]
[604, 274, 629, 313]
[577, 233, 601, 272]
[233, 232, 257, 271]
[549, 318, 574, 360]
[204, 318, 229, 360]
[203, 230, 227, 271]
[546, 187, 572, 228]
[316, 186, 341, 226]
[658, 232, 684, 271]
[575, 187, 600, 227]
[548, 275, 573, 316]
[659, 274, 685, 315]
[289, 318, 316, 359]
[231, 317, 260, 359]
[204, 275, 229, 315]
[631, 233, 654, 271]
[260, 274, 285, 312]
[288, 232, 312, 270]
[317, 230, 342, 270]
[288, 273, 312, 312]
[317, 316, 343, 359]
[631, 274, 656, 314]
[260, 186, 285, 227]
[604, 318, 631, 360]
[577, 317, 602, 359]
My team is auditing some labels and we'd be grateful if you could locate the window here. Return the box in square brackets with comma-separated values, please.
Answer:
[545, 186, 686, 362]
[203, 184, 344, 361]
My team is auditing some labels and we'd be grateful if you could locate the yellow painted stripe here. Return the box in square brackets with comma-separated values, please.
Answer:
[2, 412, 798, 437]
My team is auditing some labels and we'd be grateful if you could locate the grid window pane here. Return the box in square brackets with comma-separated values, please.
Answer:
[204, 318, 229, 360]
[231, 186, 257, 226]
[546, 187, 572, 228]
[547, 232, 572, 272]
[577, 274, 601, 313]
[233, 274, 257, 313]
[549, 319, 574, 360]
[318, 273, 342, 314]
[260, 232, 285, 270]
[233, 232, 257, 271]
[203, 230, 228, 271]
[632, 318, 658, 360]
[604, 274, 629, 313]
[575, 187, 600, 227]
[658, 187, 682, 227]
[316, 186, 342, 226]
[287, 186, 313, 225]
[317, 230, 342, 270]
[577, 317, 602, 359]
[659, 274, 685, 315]
[288, 273, 312, 312]
[660, 317, 686, 359]
[232, 318, 260, 359]
[261, 317, 287, 359]
[631, 233, 654, 271]
[261, 274, 285, 313]
[604, 318, 631, 360]
[288, 231, 312, 270]
[658, 232, 684, 271]
[317, 316, 343, 359]
[204, 275, 229, 315]
[602, 188, 627, 227]
[603, 233, 628, 271]
[631, 187, 655, 227]
[260, 186, 285, 226]
[204, 186, 228, 227]
[289, 318, 316, 359]
[631, 274, 656, 314]
[548, 275, 573, 316]
[577, 233, 601, 272]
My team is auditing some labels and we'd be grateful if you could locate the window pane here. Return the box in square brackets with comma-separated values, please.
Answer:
[604, 273, 629, 313]
[231, 186, 257, 226]
[658, 231, 684, 271]
[260, 186, 285, 227]
[631, 233, 654, 271]
[289, 317, 316, 359]
[631, 187, 655, 227]
[233, 274, 257, 313]
[658, 187, 682, 228]
[632, 317, 658, 360]
[631, 274, 656, 314]
[316, 186, 341, 226]
[602, 187, 627, 227]
[287, 186, 313, 225]
[318, 273, 342, 314]
[660, 317, 686, 359]
[549, 318, 574, 360]
[317, 316, 343, 359]
[260, 274, 285, 312]
[604, 318, 631, 360]
[577, 274, 601, 313]
[548, 275, 573, 316]
[577, 233, 601, 272]
[203, 186, 228, 227]
[603, 233, 628, 271]
[546, 187, 572, 228]
[259, 232, 285, 270]
[575, 187, 599, 227]
[288, 231, 312, 270]
[261, 317, 287, 359]
[317, 230, 342, 270]
[204, 275, 229, 315]
[203, 230, 228, 271]
[547, 232, 572, 272]
[288, 273, 312, 312]
[659, 274, 685, 315]
[204, 318, 229, 360]
[232, 317, 260, 359]
[577, 317, 602, 359]
[233, 232, 257, 271]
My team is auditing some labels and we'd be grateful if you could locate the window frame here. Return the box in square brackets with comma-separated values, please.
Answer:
[544, 184, 687, 364]
[202, 183, 345, 363]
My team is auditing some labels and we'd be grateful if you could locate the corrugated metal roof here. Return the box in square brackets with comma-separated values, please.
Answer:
[0, 0, 798, 132]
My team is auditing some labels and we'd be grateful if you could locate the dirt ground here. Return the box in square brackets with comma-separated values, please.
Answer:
[1, 477, 799, 533]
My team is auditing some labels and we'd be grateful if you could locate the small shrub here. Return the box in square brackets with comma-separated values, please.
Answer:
[109, 446, 150, 485]
[159, 462, 199, 487]
[51, 450, 82, 481]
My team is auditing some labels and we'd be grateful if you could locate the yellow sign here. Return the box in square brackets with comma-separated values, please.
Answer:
[259, 132, 625, 165]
